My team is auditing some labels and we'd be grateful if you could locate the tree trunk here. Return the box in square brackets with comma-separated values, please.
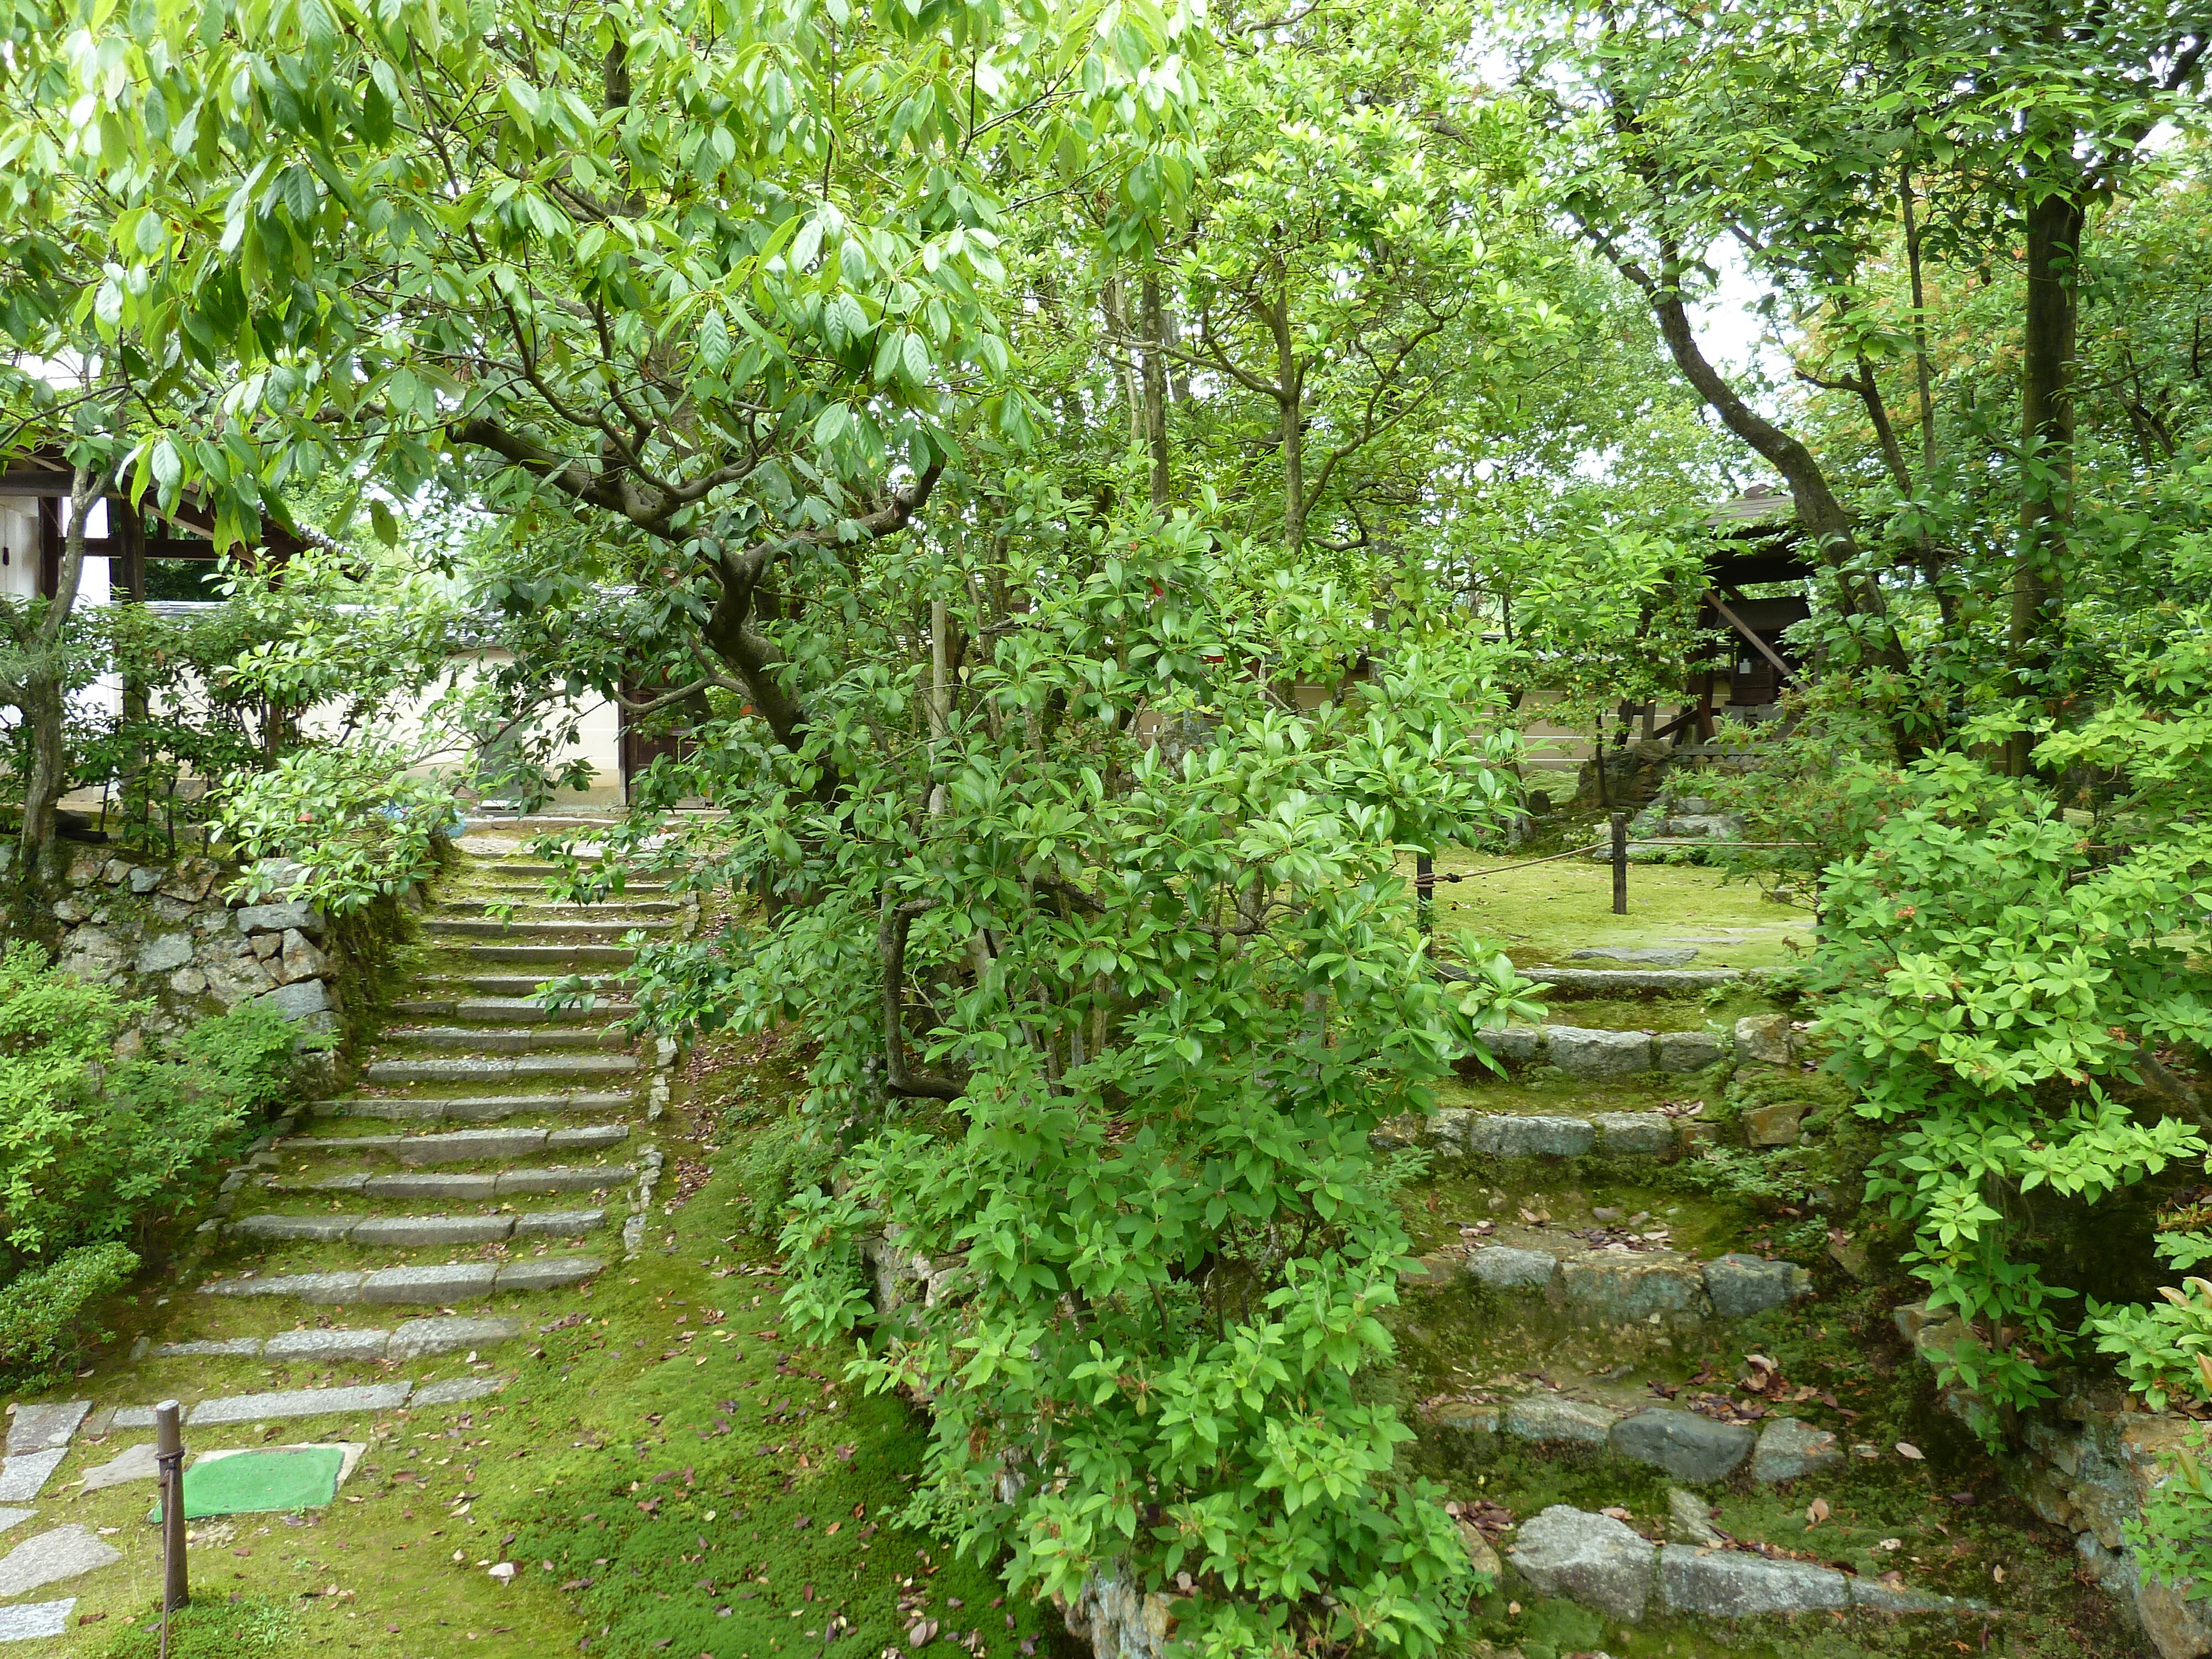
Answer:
[1267, 288, 1306, 554]
[1140, 275, 1172, 513]
[18, 469, 97, 867]
[2010, 189, 2083, 776]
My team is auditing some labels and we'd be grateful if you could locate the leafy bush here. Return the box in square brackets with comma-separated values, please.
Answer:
[220, 741, 456, 916]
[0, 945, 299, 1269]
[0, 1241, 139, 1390]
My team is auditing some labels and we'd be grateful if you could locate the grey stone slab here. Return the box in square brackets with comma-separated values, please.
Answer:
[1703, 1254, 1812, 1319]
[546, 1124, 630, 1151]
[1592, 1113, 1675, 1155]
[134, 932, 195, 974]
[293, 1171, 373, 1193]
[1525, 968, 1746, 992]
[1466, 1115, 1594, 1158]
[186, 1383, 413, 1426]
[0, 1524, 123, 1598]
[1546, 1026, 1656, 1079]
[310, 1097, 446, 1121]
[230, 1213, 359, 1241]
[1850, 1577, 1984, 1613]
[1505, 1397, 1617, 1446]
[6, 1402, 88, 1456]
[1656, 1544, 1850, 1617]
[156, 1337, 265, 1357]
[0, 1510, 34, 1536]
[364, 1055, 635, 1086]
[351, 1215, 514, 1248]
[302, 1134, 404, 1154]
[1561, 1253, 1710, 1322]
[496, 1165, 632, 1195]
[1609, 1409, 1756, 1483]
[388, 1316, 525, 1360]
[261, 1328, 393, 1363]
[390, 1127, 547, 1163]
[410, 1376, 507, 1407]
[1509, 1505, 1655, 1621]
[200, 1271, 367, 1302]
[362, 1172, 500, 1201]
[1483, 1025, 1544, 1065]
[78, 1442, 160, 1493]
[1655, 1029, 1725, 1072]
[1465, 1246, 1561, 1291]
[236, 900, 324, 936]
[1734, 1014, 1794, 1065]
[0, 1599, 75, 1641]
[511, 1209, 607, 1237]
[356, 1264, 498, 1304]
[1751, 1417, 1844, 1484]
[1569, 947, 1699, 967]
[104, 1408, 158, 1431]
[0, 1452, 67, 1503]
[494, 1256, 605, 1293]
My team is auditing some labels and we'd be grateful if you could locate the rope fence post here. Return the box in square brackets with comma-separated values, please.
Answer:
[1415, 851, 1434, 935]
[1610, 812, 1629, 915]
[155, 1398, 187, 1655]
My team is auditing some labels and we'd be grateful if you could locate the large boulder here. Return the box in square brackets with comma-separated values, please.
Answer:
[1733, 1014, 1794, 1066]
[1507, 1505, 1655, 1621]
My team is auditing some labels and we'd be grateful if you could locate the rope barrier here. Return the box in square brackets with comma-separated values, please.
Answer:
[1427, 838, 1817, 882]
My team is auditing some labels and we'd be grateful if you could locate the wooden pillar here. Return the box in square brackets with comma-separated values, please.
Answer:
[1415, 851, 1434, 935]
[155, 1399, 189, 1616]
[115, 504, 146, 603]
[36, 497, 61, 599]
[1611, 812, 1629, 916]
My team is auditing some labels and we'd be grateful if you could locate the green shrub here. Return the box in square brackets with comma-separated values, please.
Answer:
[219, 741, 455, 917]
[0, 1241, 139, 1389]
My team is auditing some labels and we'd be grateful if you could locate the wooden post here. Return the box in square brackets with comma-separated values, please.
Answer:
[1415, 851, 1434, 935]
[155, 1399, 188, 1637]
[1611, 812, 1629, 916]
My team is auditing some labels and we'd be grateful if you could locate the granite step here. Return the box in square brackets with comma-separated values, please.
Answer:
[426, 917, 674, 940]
[463, 943, 640, 966]
[1374, 1108, 1699, 1160]
[199, 1254, 607, 1305]
[153, 1314, 525, 1364]
[309, 1091, 635, 1123]
[473, 862, 666, 881]
[228, 1208, 608, 1245]
[440, 974, 635, 998]
[91, 1373, 510, 1431]
[359, 1053, 638, 1086]
[439, 898, 677, 917]
[280, 1123, 630, 1164]
[379, 1025, 632, 1054]
[272, 1165, 633, 1200]
[393, 997, 639, 1024]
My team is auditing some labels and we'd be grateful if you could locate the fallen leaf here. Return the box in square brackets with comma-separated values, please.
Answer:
[1896, 1441, 1924, 1460]
[1806, 1498, 1830, 1528]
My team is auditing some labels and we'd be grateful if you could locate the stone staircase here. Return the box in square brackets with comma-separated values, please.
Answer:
[83, 827, 682, 1437]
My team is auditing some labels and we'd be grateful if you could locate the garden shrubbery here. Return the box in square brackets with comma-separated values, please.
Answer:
[0, 941, 305, 1387]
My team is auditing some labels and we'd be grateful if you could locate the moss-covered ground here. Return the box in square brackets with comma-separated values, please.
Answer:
[46, 1035, 1075, 1659]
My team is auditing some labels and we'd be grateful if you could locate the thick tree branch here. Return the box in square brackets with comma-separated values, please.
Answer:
[879, 898, 965, 1100]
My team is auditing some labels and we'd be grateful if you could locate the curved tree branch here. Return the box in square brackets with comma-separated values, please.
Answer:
[879, 897, 964, 1100]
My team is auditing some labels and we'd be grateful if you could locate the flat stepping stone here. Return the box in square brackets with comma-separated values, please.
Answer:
[413, 1376, 507, 1407]
[4, 1402, 87, 1455]
[288, 1123, 629, 1163]
[282, 1165, 632, 1200]
[458, 975, 634, 997]
[79, 1442, 161, 1493]
[390, 1315, 525, 1359]
[382, 1026, 629, 1053]
[359, 1054, 637, 1085]
[0, 1600, 75, 1642]
[425, 918, 672, 938]
[200, 1256, 605, 1304]
[185, 1383, 412, 1427]
[1380, 1109, 1681, 1159]
[233, 1209, 607, 1247]
[0, 1510, 32, 1536]
[0, 1451, 66, 1503]
[464, 943, 640, 965]
[154, 1317, 524, 1365]
[154, 1336, 264, 1358]
[1522, 966, 1760, 991]
[0, 1524, 122, 1598]
[393, 998, 638, 1024]
[310, 1091, 633, 1123]
[1569, 946, 1700, 966]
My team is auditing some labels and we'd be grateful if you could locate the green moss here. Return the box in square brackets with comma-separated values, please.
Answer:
[81, 1593, 305, 1657]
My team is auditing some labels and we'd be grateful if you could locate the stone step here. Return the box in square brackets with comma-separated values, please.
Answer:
[1520, 966, 1773, 993]
[359, 1053, 638, 1086]
[1408, 1241, 1812, 1324]
[425, 917, 673, 940]
[1484, 1023, 1726, 1076]
[310, 1091, 634, 1124]
[1376, 1108, 1697, 1160]
[393, 997, 639, 1024]
[91, 1374, 509, 1432]
[199, 1254, 606, 1305]
[275, 1165, 633, 1200]
[379, 1025, 632, 1054]
[463, 943, 640, 966]
[281, 1123, 630, 1164]
[439, 974, 635, 998]
[153, 1314, 525, 1364]
[473, 862, 662, 881]
[228, 1208, 607, 1245]
[439, 898, 677, 917]
[1422, 1395, 1846, 1486]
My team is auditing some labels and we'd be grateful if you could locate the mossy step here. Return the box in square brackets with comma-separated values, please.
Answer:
[1376, 1109, 1691, 1159]
[437, 974, 635, 998]
[228, 1208, 607, 1245]
[152, 1314, 523, 1363]
[425, 917, 673, 939]
[359, 1053, 638, 1086]
[1419, 1394, 1846, 1487]
[199, 1254, 606, 1304]
[439, 898, 677, 916]
[89, 1374, 508, 1431]
[463, 943, 640, 966]
[270, 1165, 632, 1199]
[1405, 1238, 1811, 1324]
[279, 1123, 629, 1163]
[1483, 1024, 1725, 1076]
[377, 1025, 632, 1054]
[309, 1091, 634, 1123]
[1522, 966, 1777, 992]
[392, 997, 639, 1024]
[471, 861, 659, 880]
